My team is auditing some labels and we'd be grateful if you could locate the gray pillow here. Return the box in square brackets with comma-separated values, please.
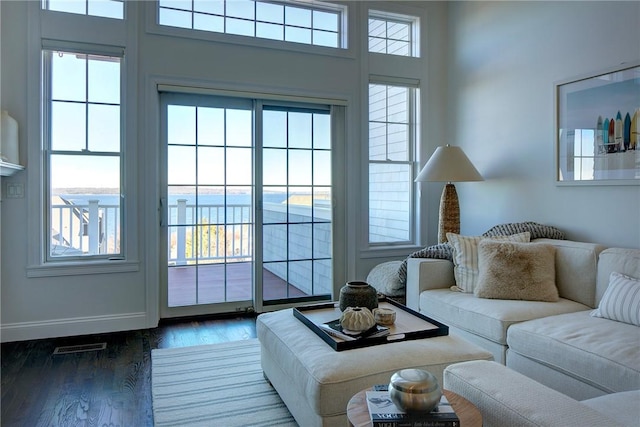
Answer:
[475, 240, 559, 302]
[366, 260, 405, 297]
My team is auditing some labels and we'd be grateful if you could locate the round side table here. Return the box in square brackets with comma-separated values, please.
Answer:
[347, 388, 482, 427]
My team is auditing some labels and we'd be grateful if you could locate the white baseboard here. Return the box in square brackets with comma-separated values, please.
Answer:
[0, 312, 152, 342]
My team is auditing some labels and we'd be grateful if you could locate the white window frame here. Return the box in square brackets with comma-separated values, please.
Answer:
[42, 44, 125, 262]
[26, 2, 139, 277]
[367, 79, 419, 247]
[41, 0, 125, 20]
[368, 9, 420, 58]
[145, 0, 353, 59]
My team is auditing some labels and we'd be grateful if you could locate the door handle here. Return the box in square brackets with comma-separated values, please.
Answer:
[159, 197, 166, 227]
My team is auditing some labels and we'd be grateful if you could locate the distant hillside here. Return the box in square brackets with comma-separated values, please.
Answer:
[53, 188, 119, 195]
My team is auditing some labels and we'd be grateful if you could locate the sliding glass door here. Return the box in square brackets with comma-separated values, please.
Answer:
[260, 105, 333, 305]
[160, 93, 333, 317]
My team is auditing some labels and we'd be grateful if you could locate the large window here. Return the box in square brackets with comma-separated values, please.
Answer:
[368, 83, 418, 245]
[43, 48, 123, 260]
[42, 0, 124, 19]
[158, 0, 344, 48]
[368, 10, 419, 57]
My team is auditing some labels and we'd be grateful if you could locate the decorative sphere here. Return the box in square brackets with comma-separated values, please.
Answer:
[389, 369, 442, 413]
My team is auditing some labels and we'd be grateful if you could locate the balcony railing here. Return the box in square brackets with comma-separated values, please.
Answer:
[50, 196, 332, 296]
[168, 199, 253, 265]
[51, 198, 120, 256]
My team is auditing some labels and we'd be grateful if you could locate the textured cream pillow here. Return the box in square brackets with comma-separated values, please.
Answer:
[447, 231, 531, 293]
[474, 240, 559, 302]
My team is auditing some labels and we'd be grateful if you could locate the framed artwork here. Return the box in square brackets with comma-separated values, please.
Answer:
[555, 61, 639, 185]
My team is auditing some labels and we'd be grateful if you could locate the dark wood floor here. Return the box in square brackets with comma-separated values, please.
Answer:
[0, 315, 258, 427]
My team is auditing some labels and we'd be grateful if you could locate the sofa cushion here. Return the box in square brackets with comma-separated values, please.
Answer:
[591, 272, 640, 326]
[475, 241, 558, 302]
[534, 239, 606, 307]
[581, 390, 640, 427]
[443, 360, 626, 427]
[447, 231, 531, 293]
[596, 248, 640, 306]
[420, 289, 589, 345]
[507, 310, 640, 394]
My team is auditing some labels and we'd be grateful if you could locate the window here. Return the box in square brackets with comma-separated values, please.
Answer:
[368, 83, 418, 245]
[368, 10, 419, 57]
[43, 48, 123, 260]
[42, 0, 124, 19]
[158, 0, 344, 48]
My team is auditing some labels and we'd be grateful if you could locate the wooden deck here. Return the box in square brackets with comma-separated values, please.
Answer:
[168, 261, 309, 307]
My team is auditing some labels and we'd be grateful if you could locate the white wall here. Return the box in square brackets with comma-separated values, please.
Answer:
[0, 1, 446, 341]
[440, 1, 640, 248]
[4, 1, 637, 342]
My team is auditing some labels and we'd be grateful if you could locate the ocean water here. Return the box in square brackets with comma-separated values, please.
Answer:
[61, 193, 288, 207]
[58, 193, 291, 238]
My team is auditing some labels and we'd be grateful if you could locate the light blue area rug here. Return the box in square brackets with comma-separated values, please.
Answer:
[152, 338, 297, 426]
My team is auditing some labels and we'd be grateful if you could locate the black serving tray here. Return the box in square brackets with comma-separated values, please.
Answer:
[293, 297, 448, 351]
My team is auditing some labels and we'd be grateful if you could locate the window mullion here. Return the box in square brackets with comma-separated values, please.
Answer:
[84, 55, 90, 151]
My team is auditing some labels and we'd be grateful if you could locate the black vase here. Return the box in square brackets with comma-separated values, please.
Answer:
[339, 281, 378, 312]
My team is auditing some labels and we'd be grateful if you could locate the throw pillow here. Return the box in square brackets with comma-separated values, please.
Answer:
[446, 231, 531, 293]
[366, 260, 405, 297]
[591, 272, 640, 326]
[474, 240, 559, 302]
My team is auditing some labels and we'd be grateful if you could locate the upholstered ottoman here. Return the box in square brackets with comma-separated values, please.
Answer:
[256, 308, 493, 427]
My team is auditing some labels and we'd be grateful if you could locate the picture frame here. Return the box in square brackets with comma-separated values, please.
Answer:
[555, 61, 639, 185]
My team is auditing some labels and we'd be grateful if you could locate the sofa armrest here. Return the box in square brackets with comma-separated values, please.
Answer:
[443, 360, 624, 427]
[405, 258, 454, 311]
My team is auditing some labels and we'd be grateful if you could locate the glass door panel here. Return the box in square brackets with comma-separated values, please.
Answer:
[261, 107, 332, 304]
[165, 99, 254, 310]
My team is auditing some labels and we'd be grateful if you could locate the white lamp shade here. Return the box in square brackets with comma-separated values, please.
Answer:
[415, 145, 483, 183]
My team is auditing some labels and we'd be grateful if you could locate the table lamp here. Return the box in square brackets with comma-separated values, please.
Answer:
[415, 145, 483, 243]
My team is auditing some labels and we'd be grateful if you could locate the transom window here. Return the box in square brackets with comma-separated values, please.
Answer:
[368, 10, 419, 57]
[42, 0, 124, 19]
[158, 0, 344, 48]
[43, 48, 123, 260]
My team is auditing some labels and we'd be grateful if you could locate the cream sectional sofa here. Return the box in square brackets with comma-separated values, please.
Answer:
[406, 238, 640, 400]
[443, 360, 640, 427]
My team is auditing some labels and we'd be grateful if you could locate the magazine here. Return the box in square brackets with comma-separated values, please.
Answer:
[365, 390, 460, 427]
[318, 319, 390, 341]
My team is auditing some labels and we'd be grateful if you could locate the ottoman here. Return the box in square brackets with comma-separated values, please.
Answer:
[256, 308, 493, 427]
